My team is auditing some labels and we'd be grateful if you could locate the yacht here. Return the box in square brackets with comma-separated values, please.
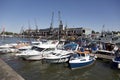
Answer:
[15, 40, 59, 60]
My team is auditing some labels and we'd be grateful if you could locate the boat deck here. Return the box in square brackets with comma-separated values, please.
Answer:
[75, 50, 90, 54]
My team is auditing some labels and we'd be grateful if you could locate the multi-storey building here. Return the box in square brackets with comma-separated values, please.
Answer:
[23, 12, 92, 38]
[24, 23, 92, 39]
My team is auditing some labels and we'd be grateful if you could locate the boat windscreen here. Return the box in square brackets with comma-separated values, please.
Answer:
[64, 43, 77, 50]
[44, 48, 55, 51]
[31, 46, 44, 52]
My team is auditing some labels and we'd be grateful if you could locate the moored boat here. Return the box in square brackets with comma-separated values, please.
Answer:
[18, 41, 42, 52]
[69, 50, 96, 69]
[43, 49, 73, 63]
[15, 40, 59, 60]
[43, 42, 79, 63]
[96, 42, 118, 55]
[0, 43, 18, 53]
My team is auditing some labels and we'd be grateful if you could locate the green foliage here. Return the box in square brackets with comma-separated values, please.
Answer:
[1, 31, 18, 35]
[92, 30, 95, 34]
[4, 32, 13, 35]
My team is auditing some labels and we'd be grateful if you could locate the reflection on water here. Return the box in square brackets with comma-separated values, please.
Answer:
[0, 37, 120, 80]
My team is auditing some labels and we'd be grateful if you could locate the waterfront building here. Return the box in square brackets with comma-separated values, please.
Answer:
[23, 12, 92, 39]
[23, 25, 92, 39]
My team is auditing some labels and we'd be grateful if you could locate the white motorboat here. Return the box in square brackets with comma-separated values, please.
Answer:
[43, 42, 79, 63]
[15, 40, 59, 60]
[57, 39, 66, 49]
[43, 49, 73, 63]
[0, 43, 18, 53]
[97, 49, 115, 54]
[18, 41, 42, 52]
[17, 40, 59, 52]
[96, 42, 118, 55]
[0, 41, 31, 53]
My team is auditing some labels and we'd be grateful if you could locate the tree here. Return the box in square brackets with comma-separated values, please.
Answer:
[92, 30, 95, 34]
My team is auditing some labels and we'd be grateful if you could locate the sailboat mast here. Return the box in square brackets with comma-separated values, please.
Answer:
[20, 26, 24, 38]
[34, 18, 39, 38]
[34, 18, 38, 32]
[58, 11, 61, 40]
[50, 12, 54, 29]
[1, 25, 5, 39]
[28, 20, 31, 41]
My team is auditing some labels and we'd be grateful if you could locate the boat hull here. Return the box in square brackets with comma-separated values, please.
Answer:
[44, 58, 69, 63]
[25, 55, 43, 60]
[69, 59, 95, 69]
[44, 55, 70, 63]
[97, 50, 114, 55]
[18, 54, 43, 61]
[0, 48, 18, 53]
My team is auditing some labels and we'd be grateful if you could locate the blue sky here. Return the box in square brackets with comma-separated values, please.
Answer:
[0, 0, 120, 33]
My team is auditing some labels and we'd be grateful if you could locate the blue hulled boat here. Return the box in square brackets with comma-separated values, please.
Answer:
[69, 51, 96, 69]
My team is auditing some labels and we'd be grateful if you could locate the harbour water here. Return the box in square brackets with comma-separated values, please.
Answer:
[0, 37, 120, 80]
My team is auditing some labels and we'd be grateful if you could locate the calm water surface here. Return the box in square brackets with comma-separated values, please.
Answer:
[0, 37, 120, 80]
